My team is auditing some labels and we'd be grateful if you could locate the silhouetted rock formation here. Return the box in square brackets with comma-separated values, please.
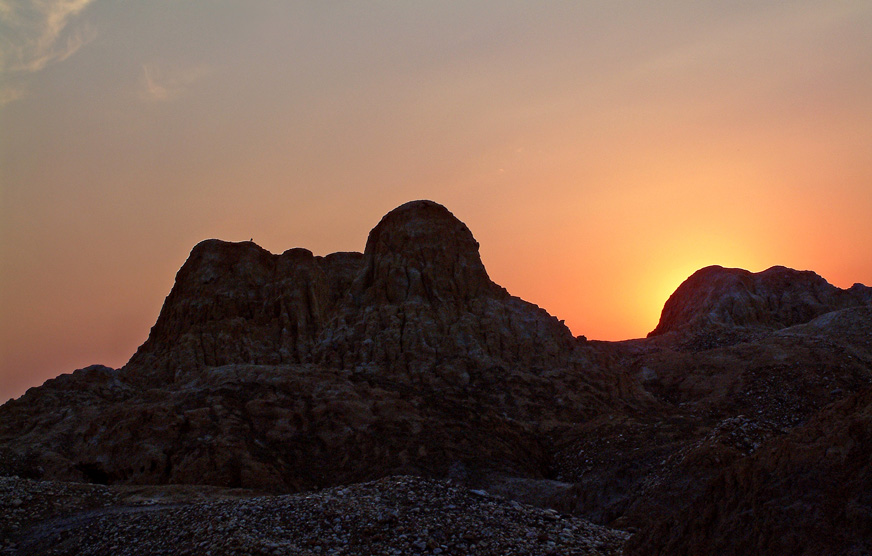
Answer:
[2, 200, 871, 555]
[127, 200, 580, 382]
[0, 201, 631, 493]
[126, 239, 363, 379]
[648, 265, 871, 348]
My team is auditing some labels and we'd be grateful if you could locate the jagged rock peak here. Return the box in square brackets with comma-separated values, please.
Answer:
[356, 200, 497, 304]
[649, 264, 871, 338]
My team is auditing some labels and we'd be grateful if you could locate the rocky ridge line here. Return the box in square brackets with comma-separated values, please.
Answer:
[128, 200, 581, 383]
[2, 199, 872, 555]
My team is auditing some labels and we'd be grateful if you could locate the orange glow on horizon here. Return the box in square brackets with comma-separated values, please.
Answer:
[2, 2, 871, 401]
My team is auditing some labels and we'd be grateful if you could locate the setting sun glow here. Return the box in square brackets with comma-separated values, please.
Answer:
[2, 2, 871, 402]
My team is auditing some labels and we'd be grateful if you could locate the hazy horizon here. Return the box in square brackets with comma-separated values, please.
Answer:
[2, 1, 871, 402]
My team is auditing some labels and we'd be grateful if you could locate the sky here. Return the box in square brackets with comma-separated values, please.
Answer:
[1, 1, 871, 402]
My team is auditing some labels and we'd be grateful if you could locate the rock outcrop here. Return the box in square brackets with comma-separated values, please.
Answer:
[127, 200, 581, 382]
[2, 200, 872, 555]
[648, 265, 871, 347]
[627, 380, 872, 556]
[0, 200, 632, 493]
[126, 241, 363, 381]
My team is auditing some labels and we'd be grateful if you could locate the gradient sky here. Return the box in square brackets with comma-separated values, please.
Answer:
[2, 1, 871, 402]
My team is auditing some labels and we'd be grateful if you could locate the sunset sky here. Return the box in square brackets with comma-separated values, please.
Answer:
[2, 1, 871, 402]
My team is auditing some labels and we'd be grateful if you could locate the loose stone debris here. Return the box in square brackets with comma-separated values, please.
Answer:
[1, 475, 628, 555]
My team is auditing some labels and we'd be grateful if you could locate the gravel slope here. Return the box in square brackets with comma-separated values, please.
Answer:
[1, 476, 628, 555]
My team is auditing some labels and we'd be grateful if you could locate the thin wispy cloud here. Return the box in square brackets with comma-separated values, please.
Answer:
[0, 83, 25, 106]
[0, 0, 97, 74]
[139, 62, 211, 103]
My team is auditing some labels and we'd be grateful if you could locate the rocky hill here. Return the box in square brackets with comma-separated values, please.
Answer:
[1, 200, 871, 555]
[648, 264, 871, 348]
[127, 200, 582, 381]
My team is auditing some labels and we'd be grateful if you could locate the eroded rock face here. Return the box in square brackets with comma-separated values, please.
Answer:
[2, 200, 872, 554]
[648, 265, 871, 344]
[355, 200, 496, 305]
[320, 200, 579, 376]
[127, 200, 579, 383]
[127, 241, 365, 382]
[540, 308, 872, 529]
[626, 383, 872, 556]
[0, 200, 624, 492]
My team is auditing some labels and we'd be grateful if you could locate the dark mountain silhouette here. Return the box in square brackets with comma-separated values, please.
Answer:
[2, 200, 870, 555]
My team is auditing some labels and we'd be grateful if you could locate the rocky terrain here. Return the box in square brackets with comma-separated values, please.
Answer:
[1, 200, 871, 554]
[626, 380, 872, 556]
[1, 475, 627, 555]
